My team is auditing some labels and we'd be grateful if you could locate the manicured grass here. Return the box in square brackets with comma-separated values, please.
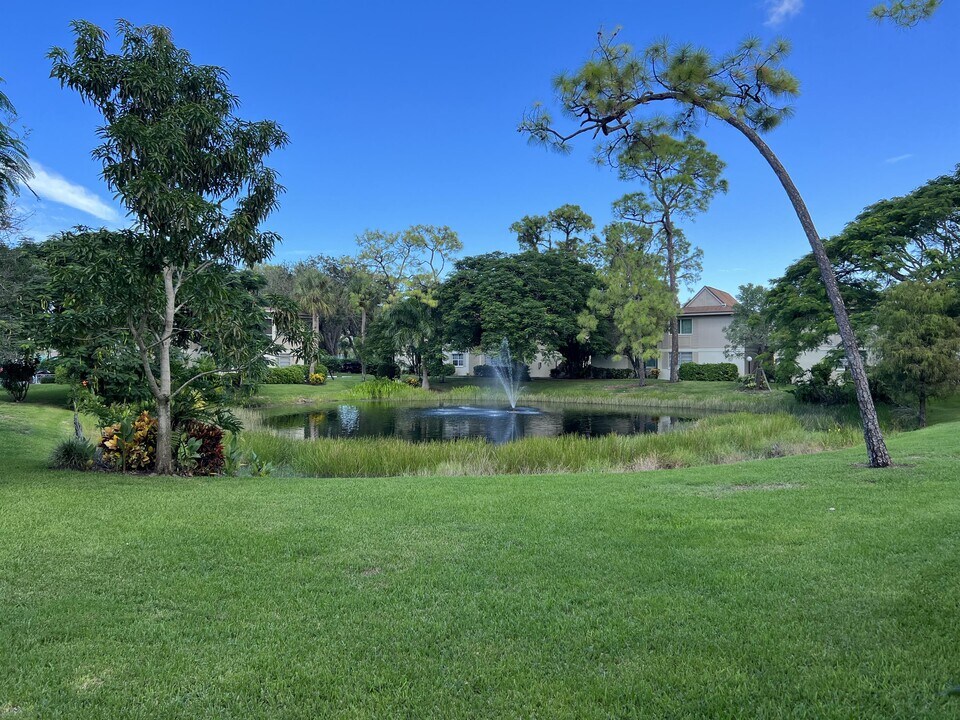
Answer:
[1, 387, 960, 717]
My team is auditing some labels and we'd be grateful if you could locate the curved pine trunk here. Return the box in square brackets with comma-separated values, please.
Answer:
[726, 116, 891, 467]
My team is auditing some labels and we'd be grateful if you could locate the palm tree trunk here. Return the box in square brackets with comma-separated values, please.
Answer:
[309, 311, 319, 377]
[725, 116, 890, 467]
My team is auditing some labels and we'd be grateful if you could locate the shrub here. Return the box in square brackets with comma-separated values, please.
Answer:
[737, 374, 758, 390]
[182, 420, 225, 475]
[39, 374, 57, 384]
[587, 366, 635, 380]
[677, 362, 739, 381]
[646, 367, 660, 379]
[403, 375, 420, 387]
[338, 359, 362, 374]
[100, 410, 157, 472]
[475, 363, 530, 380]
[49, 437, 96, 471]
[263, 365, 307, 384]
[473, 364, 494, 378]
[1, 356, 40, 402]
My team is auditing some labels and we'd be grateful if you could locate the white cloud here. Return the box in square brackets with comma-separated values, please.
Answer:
[23, 162, 122, 223]
[765, 0, 803, 26]
[884, 153, 914, 164]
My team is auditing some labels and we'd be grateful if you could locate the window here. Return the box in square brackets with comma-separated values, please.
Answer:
[278, 354, 292, 368]
[644, 356, 658, 369]
[679, 318, 693, 335]
[679, 352, 694, 365]
[451, 352, 465, 368]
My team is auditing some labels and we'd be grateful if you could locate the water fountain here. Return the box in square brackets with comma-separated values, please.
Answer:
[489, 337, 524, 409]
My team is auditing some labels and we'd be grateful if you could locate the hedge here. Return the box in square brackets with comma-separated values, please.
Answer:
[677, 362, 739, 381]
[263, 365, 307, 384]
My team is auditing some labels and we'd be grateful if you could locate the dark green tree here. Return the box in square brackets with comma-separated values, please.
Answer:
[439, 250, 601, 371]
[873, 280, 960, 427]
[49, 21, 288, 472]
[510, 204, 595, 257]
[520, 30, 891, 466]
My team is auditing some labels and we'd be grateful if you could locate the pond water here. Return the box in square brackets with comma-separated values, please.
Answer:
[249, 402, 703, 444]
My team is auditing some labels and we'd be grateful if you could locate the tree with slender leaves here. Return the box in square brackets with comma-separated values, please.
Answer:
[520, 30, 891, 467]
[873, 280, 960, 427]
[611, 133, 726, 382]
[49, 21, 288, 473]
[871, 0, 941, 25]
[578, 222, 675, 385]
[292, 263, 331, 376]
[509, 205, 596, 258]
[0, 78, 33, 238]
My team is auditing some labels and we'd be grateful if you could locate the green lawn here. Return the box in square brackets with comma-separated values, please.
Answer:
[1, 387, 959, 717]
[250, 374, 797, 412]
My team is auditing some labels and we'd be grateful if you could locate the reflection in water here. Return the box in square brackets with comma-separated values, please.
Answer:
[258, 403, 697, 444]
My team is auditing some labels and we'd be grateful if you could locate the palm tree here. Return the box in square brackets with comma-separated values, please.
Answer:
[292, 264, 331, 376]
[381, 297, 436, 390]
[0, 80, 33, 232]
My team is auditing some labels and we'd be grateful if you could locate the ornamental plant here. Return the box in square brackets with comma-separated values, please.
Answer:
[1, 356, 39, 402]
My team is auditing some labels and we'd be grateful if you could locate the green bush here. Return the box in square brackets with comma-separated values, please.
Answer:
[474, 363, 531, 380]
[349, 377, 432, 400]
[677, 362, 739, 381]
[39, 375, 58, 384]
[1, 356, 39, 402]
[263, 365, 307, 384]
[49, 437, 96, 471]
[587, 366, 635, 380]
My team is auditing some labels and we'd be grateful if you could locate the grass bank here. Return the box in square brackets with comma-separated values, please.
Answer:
[246, 376, 798, 412]
[240, 412, 860, 477]
[1, 387, 959, 717]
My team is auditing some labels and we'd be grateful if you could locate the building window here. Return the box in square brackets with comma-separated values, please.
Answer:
[644, 356, 658, 369]
[679, 352, 694, 365]
[679, 318, 693, 335]
[278, 354, 292, 368]
[451, 352, 465, 368]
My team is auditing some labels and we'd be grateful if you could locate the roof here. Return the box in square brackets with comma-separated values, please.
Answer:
[679, 286, 738, 316]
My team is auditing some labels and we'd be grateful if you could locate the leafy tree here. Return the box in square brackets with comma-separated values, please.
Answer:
[0, 78, 33, 238]
[509, 214, 551, 253]
[873, 280, 960, 427]
[724, 284, 774, 366]
[837, 165, 960, 285]
[611, 133, 726, 381]
[358, 225, 461, 389]
[871, 0, 941, 25]
[510, 204, 595, 257]
[0, 240, 46, 360]
[578, 223, 675, 385]
[49, 21, 288, 473]
[520, 30, 891, 467]
[767, 168, 960, 363]
[439, 250, 601, 370]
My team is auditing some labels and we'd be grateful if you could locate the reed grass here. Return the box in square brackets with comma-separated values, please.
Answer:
[240, 412, 862, 478]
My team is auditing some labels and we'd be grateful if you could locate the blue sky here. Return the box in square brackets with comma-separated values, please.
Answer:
[3, 0, 958, 299]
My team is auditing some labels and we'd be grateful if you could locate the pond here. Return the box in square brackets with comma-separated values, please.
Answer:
[246, 402, 704, 444]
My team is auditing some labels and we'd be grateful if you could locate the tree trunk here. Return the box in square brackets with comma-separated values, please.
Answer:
[665, 220, 680, 383]
[918, 392, 927, 428]
[633, 356, 647, 387]
[421, 362, 430, 391]
[360, 307, 367, 380]
[308, 311, 319, 377]
[725, 116, 891, 468]
[155, 265, 176, 474]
